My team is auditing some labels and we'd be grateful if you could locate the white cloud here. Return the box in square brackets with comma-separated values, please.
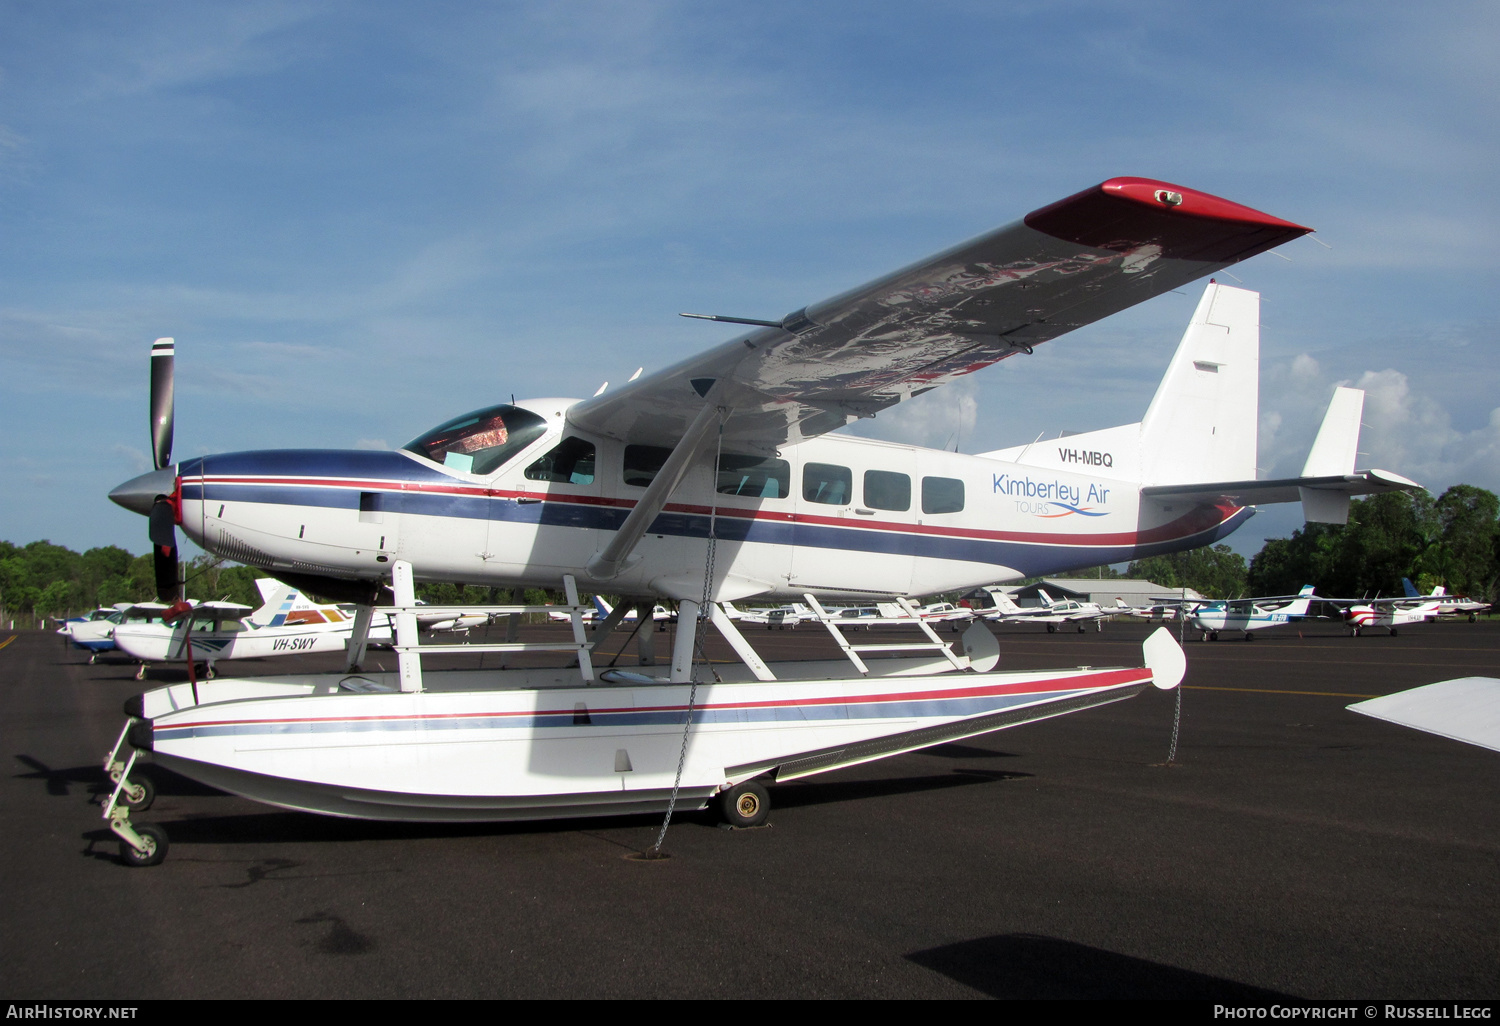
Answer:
[1259, 355, 1500, 496]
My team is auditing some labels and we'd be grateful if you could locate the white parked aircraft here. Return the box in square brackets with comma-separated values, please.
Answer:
[112, 582, 393, 677]
[1325, 589, 1443, 637]
[1400, 578, 1489, 621]
[547, 596, 671, 624]
[103, 177, 1424, 866]
[1187, 584, 1316, 641]
[722, 602, 816, 629]
[63, 602, 173, 661]
[979, 587, 1112, 633]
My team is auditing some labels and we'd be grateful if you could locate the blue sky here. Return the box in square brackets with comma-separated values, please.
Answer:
[3, 1, 1496, 562]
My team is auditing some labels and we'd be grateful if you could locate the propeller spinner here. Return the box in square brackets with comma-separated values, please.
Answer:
[109, 338, 182, 602]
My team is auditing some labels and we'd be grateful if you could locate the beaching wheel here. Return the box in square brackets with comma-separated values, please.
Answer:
[720, 781, 770, 829]
[121, 772, 155, 812]
[119, 823, 168, 867]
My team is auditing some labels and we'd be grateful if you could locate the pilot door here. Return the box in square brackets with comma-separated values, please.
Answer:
[487, 434, 601, 575]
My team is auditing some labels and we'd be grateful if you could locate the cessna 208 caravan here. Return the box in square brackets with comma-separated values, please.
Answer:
[102, 178, 1422, 865]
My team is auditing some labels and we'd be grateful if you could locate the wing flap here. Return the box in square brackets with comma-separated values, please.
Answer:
[569, 178, 1311, 450]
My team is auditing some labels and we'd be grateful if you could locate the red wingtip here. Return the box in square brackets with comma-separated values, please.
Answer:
[1025, 177, 1312, 262]
[1096, 177, 1312, 233]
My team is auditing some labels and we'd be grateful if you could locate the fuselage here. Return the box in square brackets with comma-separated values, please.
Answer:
[168, 398, 1251, 602]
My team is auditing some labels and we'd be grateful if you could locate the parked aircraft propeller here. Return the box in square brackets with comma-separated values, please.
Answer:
[147, 338, 180, 602]
[107, 339, 182, 602]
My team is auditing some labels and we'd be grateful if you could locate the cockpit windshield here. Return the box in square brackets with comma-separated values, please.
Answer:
[403, 404, 549, 475]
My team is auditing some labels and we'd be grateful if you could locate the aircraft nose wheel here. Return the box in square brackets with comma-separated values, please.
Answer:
[719, 780, 770, 829]
[118, 823, 169, 867]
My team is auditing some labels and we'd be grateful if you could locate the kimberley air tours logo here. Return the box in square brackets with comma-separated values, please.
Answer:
[993, 473, 1112, 519]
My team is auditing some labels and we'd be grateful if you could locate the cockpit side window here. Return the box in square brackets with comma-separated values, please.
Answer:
[623, 445, 673, 488]
[404, 405, 549, 476]
[526, 437, 596, 485]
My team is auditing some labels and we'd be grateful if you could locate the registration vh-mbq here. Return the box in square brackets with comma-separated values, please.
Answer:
[102, 178, 1420, 866]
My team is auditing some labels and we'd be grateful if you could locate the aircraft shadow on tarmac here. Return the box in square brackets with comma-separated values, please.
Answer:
[13, 756, 224, 801]
[14, 754, 106, 797]
[771, 768, 1029, 811]
[907, 934, 1295, 1000]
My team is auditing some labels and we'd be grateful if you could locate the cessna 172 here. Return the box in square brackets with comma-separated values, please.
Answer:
[111, 581, 394, 678]
[102, 178, 1424, 866]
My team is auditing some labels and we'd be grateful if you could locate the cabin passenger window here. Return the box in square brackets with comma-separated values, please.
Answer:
[863, 470, 911, 511]
[803, 463, 852, 505]
[717, 454, 790, 499]
[921, 476, 964, 514]
[526, 437, 596, 485]
[622, 445, 673, 488]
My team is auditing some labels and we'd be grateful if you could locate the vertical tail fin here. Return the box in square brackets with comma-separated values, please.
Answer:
[248, 582, 296, 626]
[1138, 283, 1261, 486]
[1299, 386, 1365, 524]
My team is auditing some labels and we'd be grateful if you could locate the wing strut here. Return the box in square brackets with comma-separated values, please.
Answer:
[586, 402, 726, 581]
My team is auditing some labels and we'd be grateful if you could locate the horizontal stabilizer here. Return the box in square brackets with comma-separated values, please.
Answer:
[1348, 677, 1500, 753]
[1142, 467, 1422, 509]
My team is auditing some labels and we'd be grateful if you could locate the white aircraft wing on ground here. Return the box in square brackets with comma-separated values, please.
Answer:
[1348, 678, 1500, 753]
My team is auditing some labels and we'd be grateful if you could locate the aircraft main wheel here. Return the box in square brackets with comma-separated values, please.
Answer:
[1244, 633, 1254, 641]
[1046, 624, 1057, 634]
[135, 664, 146, 681]
[119, 823, 168, 867]
[1077, 624, 1086, 633]
[1095, 620, 1102, 632]
[121, 773, 155, 812]
[1389, 627, 1398, 636]
[719, 781, 770, 828]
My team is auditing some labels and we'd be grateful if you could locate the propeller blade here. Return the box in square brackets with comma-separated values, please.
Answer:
[150, 337, 175, 471]
[148, 498, 180, 603]
[153, 543, 180, 604]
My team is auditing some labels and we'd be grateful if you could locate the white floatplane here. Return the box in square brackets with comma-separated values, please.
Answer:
[103, 178, 1425, 866]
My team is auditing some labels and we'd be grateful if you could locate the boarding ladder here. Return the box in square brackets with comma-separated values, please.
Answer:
[803, 594, 968, 676]
[382, 560, 594, 692]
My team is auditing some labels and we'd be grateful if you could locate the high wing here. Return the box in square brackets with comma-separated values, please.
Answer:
[568, 177, 1311, 453]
